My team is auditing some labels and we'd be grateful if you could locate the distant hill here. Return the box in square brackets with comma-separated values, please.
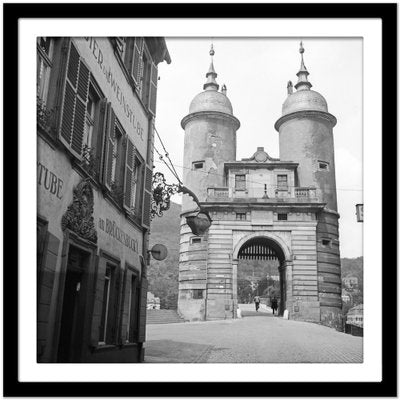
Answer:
[341, 257, 363, 291]
[148, 202, 363, 309]
[148, 202, 181, 309]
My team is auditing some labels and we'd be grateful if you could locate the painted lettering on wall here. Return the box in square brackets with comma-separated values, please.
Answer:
[37, 162, 64, 199]
[98, 217, 138, 253]
[83, 37, 144, 141]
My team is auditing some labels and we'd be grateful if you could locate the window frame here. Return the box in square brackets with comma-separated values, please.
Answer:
[140, 45, 152, 105]
[321, 238, 332, 247]
[37, 37, 55, 105]
[277, 174, 288, 190]
[98, 265, 113, 345]
[318, 160, 330, 171]
[111, 122, 124, 187]
[192, 161, 205, 170]
[190, 237, 202, 245]
[82, 84, 102, 163]
[127, 271, 139, 343]
[236, 212, 247, 221]
[192, 289, 204, 300]
[97, 258, 121, 346]
[235, 174, 246, 191]
[277, 213, 288, 221]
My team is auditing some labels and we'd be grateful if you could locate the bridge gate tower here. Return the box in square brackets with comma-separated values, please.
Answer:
[178, 43, 342, 329]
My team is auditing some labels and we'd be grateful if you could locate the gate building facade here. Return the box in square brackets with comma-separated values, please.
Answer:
[178, 43, 342, 329]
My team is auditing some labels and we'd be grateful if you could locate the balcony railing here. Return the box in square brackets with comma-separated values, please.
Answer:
[207, 186, 319, 202]
[295, 187, 317, 199]
[207, 187, 229, 198]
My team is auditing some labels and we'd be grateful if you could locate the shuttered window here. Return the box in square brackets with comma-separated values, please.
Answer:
[131, 37, 144, 89]
[148, 62, 158, 115]
[123, 138, 137, 211]
[141, 51, 152, 105]
[115, 37, 126, 58]
[98, 262, 122, 345]
[142, 165, 153, 228]
[123, 138, 145, 221]
[103, 105, 116, 190]
[37, 37, 54, 105]
[59, 42, 91, 158]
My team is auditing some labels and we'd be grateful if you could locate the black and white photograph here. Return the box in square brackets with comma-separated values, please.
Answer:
[5, 3, 396, 397]
[37, 34, 363, 364]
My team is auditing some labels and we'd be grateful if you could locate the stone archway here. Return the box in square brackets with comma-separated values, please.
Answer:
[232, 233, 292, 317]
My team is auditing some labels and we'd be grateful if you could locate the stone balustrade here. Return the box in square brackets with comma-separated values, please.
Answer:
[206, 186, 319, 202]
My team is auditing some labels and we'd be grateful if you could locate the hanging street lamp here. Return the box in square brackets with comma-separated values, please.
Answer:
[150, 172, 212, 235]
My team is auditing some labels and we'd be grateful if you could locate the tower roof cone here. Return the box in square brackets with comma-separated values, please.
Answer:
[203, 44, 219, 91]
[295, 41, 312, 91]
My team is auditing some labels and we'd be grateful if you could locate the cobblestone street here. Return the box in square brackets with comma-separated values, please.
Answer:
[145, 305, 363, 363]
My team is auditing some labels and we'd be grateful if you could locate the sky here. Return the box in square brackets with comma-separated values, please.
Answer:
[154, 38, 363, 258]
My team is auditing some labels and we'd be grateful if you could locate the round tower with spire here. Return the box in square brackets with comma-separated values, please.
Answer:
[181, 45, 240, 215]
[275, 42, 338, 210]
[275, 42, 342, 329]
[178, 45, 240, 321]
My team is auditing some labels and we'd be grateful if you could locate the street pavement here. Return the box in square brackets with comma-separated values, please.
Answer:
[144, 304, 363, 363]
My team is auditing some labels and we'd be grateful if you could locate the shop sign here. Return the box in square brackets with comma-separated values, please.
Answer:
[83, 37, 145, 142]
[37, 161, 64, 199]
[98, 217, 138, 253]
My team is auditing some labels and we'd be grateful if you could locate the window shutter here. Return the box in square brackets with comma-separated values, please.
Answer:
[92, 98, 107, 179]
[67, 43, 79, 89]
[137, 276, 148, 343]
[59, 42, 90, 158]
[132, 38, 144, 88]
[103, 104, 116, 190]
[123, 38, 134, 74]
[60, 83, 75, 145]
[142, 165, 153, 228]
[123, 138, 136, 211]
[148, 62, 158, 116]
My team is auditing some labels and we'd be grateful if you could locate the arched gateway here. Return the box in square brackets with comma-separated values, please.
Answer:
[233, 233, 291, 317]
[178, 43, 343, 330]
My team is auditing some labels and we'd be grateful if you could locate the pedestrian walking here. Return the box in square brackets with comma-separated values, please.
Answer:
[271, 296, 278, 315]
[254, 295, 261, 311]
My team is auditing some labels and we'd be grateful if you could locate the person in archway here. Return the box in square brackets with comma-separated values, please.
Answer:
[271, 296, 278, 315]
[254, 295, 261, 312]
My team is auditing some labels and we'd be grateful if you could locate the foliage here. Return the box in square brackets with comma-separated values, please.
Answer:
[341, 257, 363, 315]
[148, 201, 181, 309]
[81, 145, 101, 181]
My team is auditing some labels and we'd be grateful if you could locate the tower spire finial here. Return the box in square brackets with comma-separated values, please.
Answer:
[203, 42, 219, 91]
[295, 41, 312, 91]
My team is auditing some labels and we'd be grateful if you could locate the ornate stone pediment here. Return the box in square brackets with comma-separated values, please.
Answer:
[61, 178, 97, 243]
[241, 147, 280, 163]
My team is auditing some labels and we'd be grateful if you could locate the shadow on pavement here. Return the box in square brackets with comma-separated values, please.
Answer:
[144, 339, 214, 363]
[240, 310, 276, 317]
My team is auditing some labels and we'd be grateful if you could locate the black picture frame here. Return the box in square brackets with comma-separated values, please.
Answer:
[4, 2, 396, 397]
